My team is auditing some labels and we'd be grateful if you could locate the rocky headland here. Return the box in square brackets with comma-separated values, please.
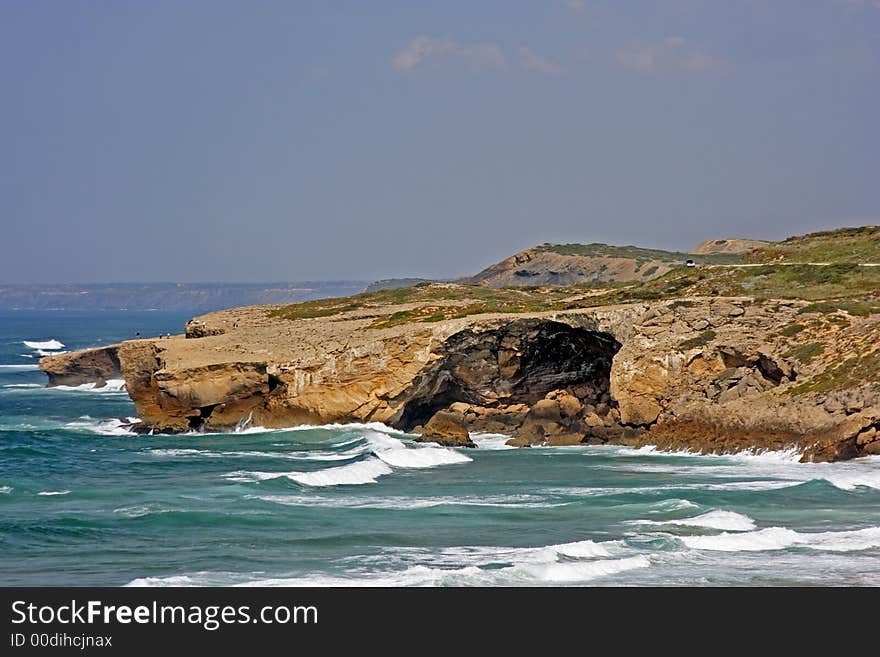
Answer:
[40, 227, 880, 461]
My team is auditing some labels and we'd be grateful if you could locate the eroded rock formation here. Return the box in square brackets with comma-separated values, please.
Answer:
[39, 294, 880, 461]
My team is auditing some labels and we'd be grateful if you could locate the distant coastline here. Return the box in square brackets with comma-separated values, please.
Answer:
[0, 281, 368, 313]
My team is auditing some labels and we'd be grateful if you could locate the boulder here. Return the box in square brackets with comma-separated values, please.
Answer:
[416, 413, 475, 448]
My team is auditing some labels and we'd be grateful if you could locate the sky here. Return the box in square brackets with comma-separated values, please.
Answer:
[1, 1, 878, 284]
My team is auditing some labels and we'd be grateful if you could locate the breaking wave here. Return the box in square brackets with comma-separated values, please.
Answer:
[629, 510, 757, 532]
[681, 526, 880, 552]
[51, 379, 127, 393]
[23, 339, 65, 350]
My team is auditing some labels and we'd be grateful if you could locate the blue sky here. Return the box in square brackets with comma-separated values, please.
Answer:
[1, 1, 877, 283]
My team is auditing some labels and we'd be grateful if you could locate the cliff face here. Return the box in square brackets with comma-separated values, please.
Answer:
[40, 293, 880, 461]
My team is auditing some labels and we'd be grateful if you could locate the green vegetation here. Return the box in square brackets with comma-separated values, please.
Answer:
[783, 342, 824, 364]
[779, 323, 806, 337]
[679, 330, 717, 350]
[269, 241, 879, 328]
[790, 349, 880, 394]
[268, 282, 598, 323]
[744, 226, 880, 264]
[797, 299, 880, 316]
[533, 242, 742, 265]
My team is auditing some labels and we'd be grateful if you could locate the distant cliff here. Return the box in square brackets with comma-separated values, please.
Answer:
[0, 281, 368, 312]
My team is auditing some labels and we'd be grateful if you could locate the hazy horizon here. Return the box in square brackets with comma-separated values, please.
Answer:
[2, 1, 877, 284]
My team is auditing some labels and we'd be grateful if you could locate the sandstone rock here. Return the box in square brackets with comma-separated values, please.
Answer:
[856, 427, 877, 446]
[557, 394, 582, 419]
[547, 433, 585, 446]
[38, 290, 880, 462]
[529, 399, 562, 422]
[416, 413, 475, 448]
[863, 441, 880, 456]
[584, 412, 603, 428]
[40, 346, 121, 388]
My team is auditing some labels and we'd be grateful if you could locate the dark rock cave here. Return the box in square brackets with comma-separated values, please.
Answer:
[391, 319, 622, 431]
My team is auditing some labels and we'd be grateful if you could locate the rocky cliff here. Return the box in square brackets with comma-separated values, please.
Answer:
[466, 243, 740, 287]
[40, 288, 879, 461]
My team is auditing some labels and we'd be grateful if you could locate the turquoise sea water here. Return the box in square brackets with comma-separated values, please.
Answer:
[1, 311, 879, 586]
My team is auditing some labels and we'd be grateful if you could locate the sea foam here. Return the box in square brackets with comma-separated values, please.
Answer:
[629, 510, 757, 532]
[23, 339, 65, 350]
[52, 379, 127, 393]
[681, 526, 880, 552]
[367, 433, 472, 468]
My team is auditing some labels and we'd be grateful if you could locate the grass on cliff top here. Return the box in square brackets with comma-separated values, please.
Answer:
[533, 242, 742, 266]
[268, 263, 880, 326]
[608, 263, 880, 303]
[789, 348, 880, 395]
[743, 226, 880, 264]
[267, 282, 605, 324]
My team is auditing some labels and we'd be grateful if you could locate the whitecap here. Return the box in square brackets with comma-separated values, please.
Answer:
[147, 445, 369, 461]
[51, 379, 127, 393]
[629, 510, 757, 532]
[0, 486, 12, 494]
[227, 457, 393, 487]
[548, 540, 613, 559]
[23, 339, 65, 350]
[247, 493, 566, 510]
[681, 525, 880, 553]
[367, 432, 472, 468]
[0, 364, 39, 370]
[543, 480, 800, 497]
[135, 556, 650, 587]
[470, 433, 516, 450]
[276, 421, 409, 436]
[36, 349, 68, 356]
[2, 383, 43, 388]
[113, 505, 172, 518]
[516, 555, 651, 583]
[37, 490, 71, 496]
[127, 575, 207, 587]
[646, 499, 701, 513]
[66, 417, 139, 436]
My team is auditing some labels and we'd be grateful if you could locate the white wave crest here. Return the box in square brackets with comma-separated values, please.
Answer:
[630, 510, 757, 532]
[51, 379, 127, 393]
[646, 499, 701, 513]
[470, 433, 516, 450]
[113, 505, 172, 518]
[66, 417, 139, 435]
[36, 349, 68, 356]
[0, 364, 39, 370]
[0, 486, 12, 494]
[276, 421, 409, 435]
[517, 555, 651, 583]
[37, 490, 71, 496]
[367, 433, 472, 468]
[23, 339, 65, 350]
[148, 445, 369, 461]
[819, 468, 880, 491]
[548, 540, 612, 559]
[2, 383, 43, 388]
[681, 525, 880, 552]
[227, 457, 394, 487]
[127, 552, 649, 587]
[248, 493, 566, 510]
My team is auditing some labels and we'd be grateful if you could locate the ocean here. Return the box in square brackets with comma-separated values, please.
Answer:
[2, 310, 879, 586]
